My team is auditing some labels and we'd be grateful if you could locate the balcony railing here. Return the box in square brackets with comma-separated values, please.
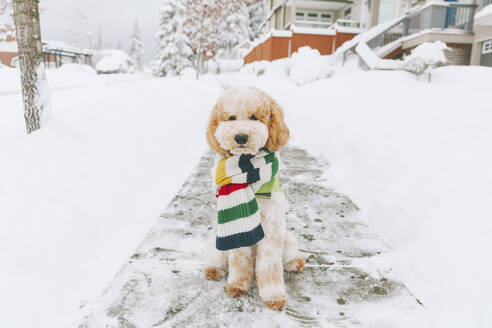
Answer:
[480, 0, 492, 10]
[366, 3, 477, 51]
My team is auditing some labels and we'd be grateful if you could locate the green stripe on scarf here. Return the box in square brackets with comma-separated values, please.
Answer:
[218, 198, 259, 224]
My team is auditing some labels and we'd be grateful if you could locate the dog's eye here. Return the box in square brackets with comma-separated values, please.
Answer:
[229, 115, 236, 121]
[250, 115, 258, 120]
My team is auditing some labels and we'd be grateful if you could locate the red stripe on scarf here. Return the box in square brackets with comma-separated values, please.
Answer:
[217, 183, 249, 198]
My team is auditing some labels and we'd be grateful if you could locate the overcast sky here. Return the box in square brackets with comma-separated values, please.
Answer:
[39, 0, 162, 63]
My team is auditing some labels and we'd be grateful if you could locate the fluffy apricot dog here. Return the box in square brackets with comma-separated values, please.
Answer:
[204, 87, 304, 311]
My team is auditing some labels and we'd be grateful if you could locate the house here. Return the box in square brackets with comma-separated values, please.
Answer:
[245, 0, 400, 63]
[337, 0, 492, 68]
[0, 40, 93, 68]
[470, 0, 492, 66]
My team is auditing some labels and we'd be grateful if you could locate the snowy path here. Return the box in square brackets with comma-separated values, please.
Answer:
[80, 146, 424, 328]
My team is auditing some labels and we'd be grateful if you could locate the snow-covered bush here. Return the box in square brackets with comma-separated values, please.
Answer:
[207, 59, 243, 74]
[95, 49, 134, 74]
[288, 47, 334, 85]
[402, 41, 449, 77]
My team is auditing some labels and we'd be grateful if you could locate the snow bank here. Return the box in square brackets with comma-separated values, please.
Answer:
[242, 46, 335, 85]
[288, 47, 334, 85]
[270, 66, 492, 328]
[402, 41, 448, 74]
[208, 59, 244, 74]
[95, 49, 134, 74]
[0, 75, 223, 328]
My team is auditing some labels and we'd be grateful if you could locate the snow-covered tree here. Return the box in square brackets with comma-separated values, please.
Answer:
[95, 26, 103, 50]
[218, 0, 249, 54]
[128, 20, 144, 70]
[153, 0, 193, 77]
[183, 0, 219, 76]
[12, 0, 50, 134]
[67, 3, 89, 48]
[0, 0, 15, 41]
[246, 0, 265, 40]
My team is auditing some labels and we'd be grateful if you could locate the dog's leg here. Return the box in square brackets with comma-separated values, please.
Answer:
[256, 195, 287, 311]
[204, 232, 228, 280]
[226, 246, 255, 297]
[283, 230, 305, 272]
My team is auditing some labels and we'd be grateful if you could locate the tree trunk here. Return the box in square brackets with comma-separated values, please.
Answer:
[12, 0, 47, 134]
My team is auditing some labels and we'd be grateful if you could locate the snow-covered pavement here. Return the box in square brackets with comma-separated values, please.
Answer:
[2, 61, 492, 328]
[81, 146, 425, 328]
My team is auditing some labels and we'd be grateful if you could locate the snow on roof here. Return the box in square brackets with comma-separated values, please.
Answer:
[290, 25, 336, 36]
[271, 30, 292, 37]
[0, 41, 18, 53]
[43, 41, 93, 55]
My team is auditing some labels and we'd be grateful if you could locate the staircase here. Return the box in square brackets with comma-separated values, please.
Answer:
[339, 2, 478, 70]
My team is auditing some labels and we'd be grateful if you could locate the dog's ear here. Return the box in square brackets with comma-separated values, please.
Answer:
[206, 104, 228, 155]
[265, 98, 289, 152]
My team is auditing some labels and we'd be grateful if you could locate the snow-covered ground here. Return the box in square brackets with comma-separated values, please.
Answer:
[235, 63, 492, 328]
[2, 57, 492, 328]
[0, 66, 222, 327]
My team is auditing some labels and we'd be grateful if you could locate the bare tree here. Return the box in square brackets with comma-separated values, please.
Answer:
[12, 0, 49, 133]
[0, 0, 15, 41]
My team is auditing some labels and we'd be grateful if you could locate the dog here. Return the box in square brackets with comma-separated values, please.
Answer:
[203, 87, 305, 311]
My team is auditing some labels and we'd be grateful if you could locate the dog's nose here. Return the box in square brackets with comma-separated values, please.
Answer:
[234, 133, 249, 145]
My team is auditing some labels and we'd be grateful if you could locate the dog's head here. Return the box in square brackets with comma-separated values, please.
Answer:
[206, 87, 289, 155]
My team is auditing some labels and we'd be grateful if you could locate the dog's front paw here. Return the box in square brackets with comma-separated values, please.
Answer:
[264, 294, 287, 311]
[226, 284, 249, 298]
[285, 257, 305, 272]
[204, 267, 225, 280]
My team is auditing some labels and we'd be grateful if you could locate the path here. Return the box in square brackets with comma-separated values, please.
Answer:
[80, 146, 424, 328]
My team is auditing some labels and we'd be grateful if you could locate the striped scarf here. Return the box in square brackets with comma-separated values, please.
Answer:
[214, 149, 279, 251]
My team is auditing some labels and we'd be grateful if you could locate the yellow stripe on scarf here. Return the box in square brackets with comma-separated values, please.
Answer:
[215, 157, 232, 186]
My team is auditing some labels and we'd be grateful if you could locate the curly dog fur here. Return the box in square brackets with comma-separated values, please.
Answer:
[203, 87, 304, 311]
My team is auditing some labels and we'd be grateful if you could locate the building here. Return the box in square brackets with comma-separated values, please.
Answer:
[0, 40, 93, 68]
[470, 0, 492, 66]
[337, 0, 492, 68]
[246, 0, 373, 63]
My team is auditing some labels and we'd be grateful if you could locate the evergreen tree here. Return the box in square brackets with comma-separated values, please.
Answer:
[218, 0, 249, 54]
[247, 0, 265, 40]
[128, 20, 144, 70]
[153, 0, 193, 77]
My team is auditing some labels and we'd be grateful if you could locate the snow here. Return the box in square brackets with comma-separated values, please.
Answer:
[356, 42, 403, 70]
[402, 41, 449, 74]
[95, 49, 134, 74]
[3, 46, 492, 328]
[475, 3, 492, 19]
[290, 25, 336, 36]
[265, 66, 492, 328]
[210, 59, 492, 328]
[0, 72, 223, 328]
[288, 47, 334, 85]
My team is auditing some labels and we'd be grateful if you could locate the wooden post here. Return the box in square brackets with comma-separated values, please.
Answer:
[12, 0, 47, 134]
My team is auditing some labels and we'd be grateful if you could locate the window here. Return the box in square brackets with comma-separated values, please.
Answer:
[296, 12, 305, 18]
[344, 8, 352, 17]
[307, 12, 318, 21]
[483, 40, 492, 55]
